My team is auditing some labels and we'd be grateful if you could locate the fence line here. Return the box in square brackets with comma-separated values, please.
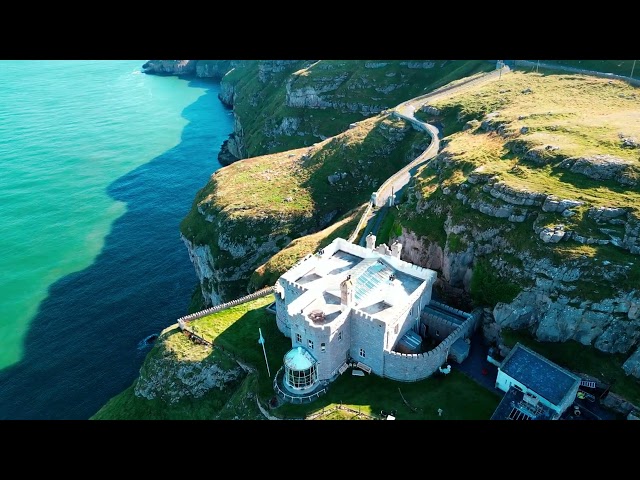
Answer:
[513, 60, 640, 87]
[347, 201, 374, 243]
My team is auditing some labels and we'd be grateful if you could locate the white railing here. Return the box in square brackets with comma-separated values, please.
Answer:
[272, 367, 328, 404]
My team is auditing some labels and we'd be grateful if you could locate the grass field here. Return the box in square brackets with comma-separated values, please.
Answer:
[398, 70, 640, 303]
[276, 368, 500, 420]
[94, 293, 500, 420]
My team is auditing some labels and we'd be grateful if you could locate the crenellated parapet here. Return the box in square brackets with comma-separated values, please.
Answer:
[382, 305, 481, 381]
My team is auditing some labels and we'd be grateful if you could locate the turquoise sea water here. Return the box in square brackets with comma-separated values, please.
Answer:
[0, 60, 233, 419]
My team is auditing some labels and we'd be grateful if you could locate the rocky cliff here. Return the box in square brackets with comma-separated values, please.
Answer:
[215, 60, 492, 164]
[134, 326, 244, 404]
[392, 71, 640, 370]
[142, 60, 198, 76]
[141, 60, 234, 79]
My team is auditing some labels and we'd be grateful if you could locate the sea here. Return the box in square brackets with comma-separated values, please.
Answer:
[0, 60, 233, 419]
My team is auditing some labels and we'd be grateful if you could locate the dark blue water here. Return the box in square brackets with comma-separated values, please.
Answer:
[0, 73, 233, 419]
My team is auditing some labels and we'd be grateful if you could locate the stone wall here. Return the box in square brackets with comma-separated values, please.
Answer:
[421, 314, 459, 339]
[382, 307, 481, 381]
[290, 309, 351, 381]
[177, 286, 274, 325]
[349, 309, 387, 375]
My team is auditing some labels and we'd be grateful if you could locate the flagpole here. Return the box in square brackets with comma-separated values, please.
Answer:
[258, 327, 271, 377]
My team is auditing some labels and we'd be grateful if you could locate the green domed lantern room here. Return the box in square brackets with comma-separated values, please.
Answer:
[283, 347, 318, 393]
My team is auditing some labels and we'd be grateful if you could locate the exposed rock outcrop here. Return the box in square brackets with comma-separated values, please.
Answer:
[134, 328, 244, 404]
[142, 60, 197, 76]
[559, 155, 639, 186]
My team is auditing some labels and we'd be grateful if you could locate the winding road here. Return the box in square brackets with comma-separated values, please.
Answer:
[349, 65, 511, 243]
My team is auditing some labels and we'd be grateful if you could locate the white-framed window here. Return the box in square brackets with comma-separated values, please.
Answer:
[359, 348, 366, 358]
[321, 343, 326, 352]
[296, 333, 302, 343]
[286, 363, 317, 390]
[338, 331, 343, 342]
[308, 339, 314, 349]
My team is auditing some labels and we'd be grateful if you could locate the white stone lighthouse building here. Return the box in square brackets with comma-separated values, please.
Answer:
[273, 236, 438, 398]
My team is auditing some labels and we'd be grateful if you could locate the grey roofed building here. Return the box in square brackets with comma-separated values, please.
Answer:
[491, 386, 555, 420]
[500, 343, 579, 406]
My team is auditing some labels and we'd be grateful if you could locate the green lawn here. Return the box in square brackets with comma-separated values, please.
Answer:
[95, 292, 501, 420]
[274, 369, 500, 420]
[502, 328, 640, 406]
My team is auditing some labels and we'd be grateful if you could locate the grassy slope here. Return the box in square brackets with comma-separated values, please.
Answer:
[180, 114, 427, 300]
[92, 333, 244, 420]
[224, 60, 493, 158]
[399, 71, 640, 303]
[94, 295, 499, 420]
[248, 203, 369, 290]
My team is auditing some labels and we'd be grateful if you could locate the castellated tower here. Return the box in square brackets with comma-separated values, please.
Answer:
[340, 275, 354, 308]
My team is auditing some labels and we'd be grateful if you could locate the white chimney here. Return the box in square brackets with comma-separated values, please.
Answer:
[365, 233, 376, 250]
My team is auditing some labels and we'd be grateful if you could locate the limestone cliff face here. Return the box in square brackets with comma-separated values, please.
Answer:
[134, 327, 244, 404]
[215, 60, 490, 161]
[181, 235, 221, 306]
[141, 60, 234, 79]
[399, 218, 640, 361]
[195, 60, 234, 80]
[181, 218, 292, 304]
[398, 193, 640, 354]
[142, 60, 197, 76]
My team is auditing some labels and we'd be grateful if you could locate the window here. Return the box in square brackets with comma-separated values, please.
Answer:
[436, 330, 440, 337]
[394, 323, 399, 334]
[308, 339, 314, 349]
[513, 384, 524, 392]
[338, 331, 343, 342]
[296, 333, 302, 343]
[321, 343, 326, 352]
[359, 348, 366, 358]
[286, 363, 317, 390]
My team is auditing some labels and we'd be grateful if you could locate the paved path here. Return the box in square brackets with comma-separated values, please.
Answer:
[352, 66, 511, 243]
[451, 334, 503, 396]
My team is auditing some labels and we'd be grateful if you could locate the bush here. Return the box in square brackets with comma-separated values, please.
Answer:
[470, 258, 521, 306]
